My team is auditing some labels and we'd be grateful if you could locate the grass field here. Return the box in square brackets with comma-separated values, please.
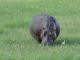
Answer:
[0, 0, 80, 60]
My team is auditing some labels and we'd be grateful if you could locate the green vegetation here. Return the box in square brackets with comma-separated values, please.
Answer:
[0, 0, 80, 60]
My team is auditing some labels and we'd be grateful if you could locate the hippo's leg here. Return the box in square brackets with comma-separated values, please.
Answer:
[41, 39, 48, 46]
[37, 38, 42, 43]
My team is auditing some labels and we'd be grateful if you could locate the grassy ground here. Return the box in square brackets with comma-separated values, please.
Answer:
[0, 0, 80, 60]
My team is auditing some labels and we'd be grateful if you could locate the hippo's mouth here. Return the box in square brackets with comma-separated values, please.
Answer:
[41, 34, 54, 46]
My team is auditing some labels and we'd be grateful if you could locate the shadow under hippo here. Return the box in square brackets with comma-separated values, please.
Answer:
[30, 14, 60, 46]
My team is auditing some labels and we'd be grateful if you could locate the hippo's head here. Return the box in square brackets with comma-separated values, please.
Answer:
[41, 17, 57, 46]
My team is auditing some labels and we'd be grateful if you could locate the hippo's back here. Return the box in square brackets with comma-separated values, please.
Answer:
[30, 14, 60, 42]
[30, 14, 50, 39]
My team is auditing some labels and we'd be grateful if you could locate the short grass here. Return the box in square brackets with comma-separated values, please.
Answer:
[0, 0, 80, 60]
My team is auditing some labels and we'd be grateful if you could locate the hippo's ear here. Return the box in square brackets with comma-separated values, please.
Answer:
[53, 23, 56, 30]
[42, 22, 47, 30]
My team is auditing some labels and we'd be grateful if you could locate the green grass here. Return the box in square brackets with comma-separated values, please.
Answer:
[0, 0, 80, 60]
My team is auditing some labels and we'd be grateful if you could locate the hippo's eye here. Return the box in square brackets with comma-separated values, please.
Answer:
[44, 31, 47, 36]
[43, 26, 47, 30]
[43, 27, 45, 30]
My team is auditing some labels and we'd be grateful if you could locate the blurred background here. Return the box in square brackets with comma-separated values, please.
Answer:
[0, 0, 80, 60]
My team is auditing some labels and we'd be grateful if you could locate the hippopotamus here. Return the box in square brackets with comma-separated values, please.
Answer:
[30, 14, 60, 46]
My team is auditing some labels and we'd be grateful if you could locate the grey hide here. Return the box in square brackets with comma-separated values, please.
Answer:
[30, 14, 60, 46]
